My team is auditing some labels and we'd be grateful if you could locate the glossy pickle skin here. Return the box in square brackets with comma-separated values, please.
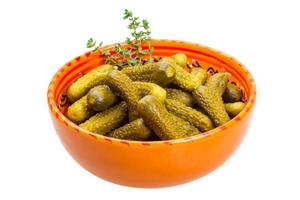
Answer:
[87, 85, 118, 112]
[106, 70, 140, 120]
[137, 95, 199, 140]
[65, 54, 243, 141]
[171, 53, 188, 68]
[205, 72, 230, 96]
[165, 88, 196, 107]
[67, 64, 113, 103]
[134, 81, 167, 102]
[193, 86, 230, 126]
[121, 61, 175, 86]
[223, 83, 242, 103]
[190, 68, 207, 86]
[225, 102, 245, 117]
[79, 101, 128, 135]
[162, 57, 207, 91]
[108, 118, 152, 141]
[165, 99, 214, 132]
[66, 95, 94, 124]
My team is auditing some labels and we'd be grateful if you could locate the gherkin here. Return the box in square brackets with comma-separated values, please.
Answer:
[134, 81, 166, 102]
[205, 72, 230, 96]
[162, 58, 207, 91]
[67, 64, 113, 102]
[225, 102, 245, 117]
[87, 85, 118, 111]
[165, 88, 196, 107]
[137, 95, 199, 140]
[193, 86, 230, 126]
[79, 101, 128, 135]
[66, 95, 94, 124]
[121, 61, 175, 86]
[171, 53, 188, 68]
[165, 99, 214, 132]
[223, 83, 242, 103]
[106, 70, 140, 120]
[108, 118, 152, 141]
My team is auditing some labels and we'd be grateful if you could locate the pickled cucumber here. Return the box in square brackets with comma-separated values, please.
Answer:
[171, 53, 187, 68]
[165, 99, 214, 132]
[225, 102, 245, 117]
[108, 118, 152, 141]
[121, 61, 175, 86]
[67, 64, 114, 102]
[163, 59, 206, 91]
[205, 72, 230, 96]
[106, 70, 140, 120]
[137, 95, 199, 140]
[223, 83, 242, 103]
[66, 95, 94, 124]
[193, 86, 230, 126]
[79, 101, 128, 135]
[165, 88, 196, 107]
[87, 85, 118, 112]
[134, 81, 166, 102]
[190, 67, 207, 85]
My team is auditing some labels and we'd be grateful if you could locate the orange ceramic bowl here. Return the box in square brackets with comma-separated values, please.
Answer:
[47, 39, 256, 188]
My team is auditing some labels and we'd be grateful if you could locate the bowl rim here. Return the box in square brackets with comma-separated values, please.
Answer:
[47, 39, 256, 146]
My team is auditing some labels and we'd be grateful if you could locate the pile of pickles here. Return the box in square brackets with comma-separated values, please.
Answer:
[66, 53, 245, 141]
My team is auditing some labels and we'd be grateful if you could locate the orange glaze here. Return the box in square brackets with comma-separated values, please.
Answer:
[47, 39, 256, 188]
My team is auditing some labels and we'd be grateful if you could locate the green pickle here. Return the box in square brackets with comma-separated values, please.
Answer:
[162, 58, 206, 91]
[171, 53, 188, 68]
[225, 102, 245, 117]
[79, 101, 128, 135]
[65, 53, 242, 141]
[190, 67, 207, 85]
[121, 61, 175, 86]
[223, 83, 242, 103]
[205, 72, 230, 96]
[193, 86, 230, 126]
[134, 81, 166, 102]
[106, 70, 140, 120]
[66, 95, 94, 124]
[108, 118, 152, 141]
[137, 95, 199, 140]
[165, 99, 214, 132]
[165, 88, 196, 107]
[67, 64, 113, 102]
[87, 85, 117, 111]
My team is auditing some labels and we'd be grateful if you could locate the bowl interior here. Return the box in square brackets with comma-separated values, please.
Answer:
[48, 39, 255, 140]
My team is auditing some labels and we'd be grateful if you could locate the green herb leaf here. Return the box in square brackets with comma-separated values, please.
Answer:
[87, 9, 153, 68]
[86, 38, 96, 48]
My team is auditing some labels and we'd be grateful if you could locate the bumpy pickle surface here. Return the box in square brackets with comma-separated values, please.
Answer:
[134, 81, 166, 102]
[165, 88, 196, 107]
[137, 95, 199, 140]
[165, 99, 214, 132]
[106, 70, 140, 120]
[67, 95, 94, 124]
[87, 85, 118, 111]
[223, 83, 242, 103]
[67, 64, 113, 102]
[205, 72, 230, 96]
[121, 61, 175, 86]
[225, 102, 245, 117]
[162, 58, 207, 91]
[108, 118, 152, 141]
[79, 101, 128, 135]
[193, 86, 230, 126]
[171, 53, 188, 68]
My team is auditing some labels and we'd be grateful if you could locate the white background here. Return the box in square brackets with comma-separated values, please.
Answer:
[0, 0, 299, 199]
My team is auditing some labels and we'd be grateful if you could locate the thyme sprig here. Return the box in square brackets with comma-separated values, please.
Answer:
[86, 9, 153, 68]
